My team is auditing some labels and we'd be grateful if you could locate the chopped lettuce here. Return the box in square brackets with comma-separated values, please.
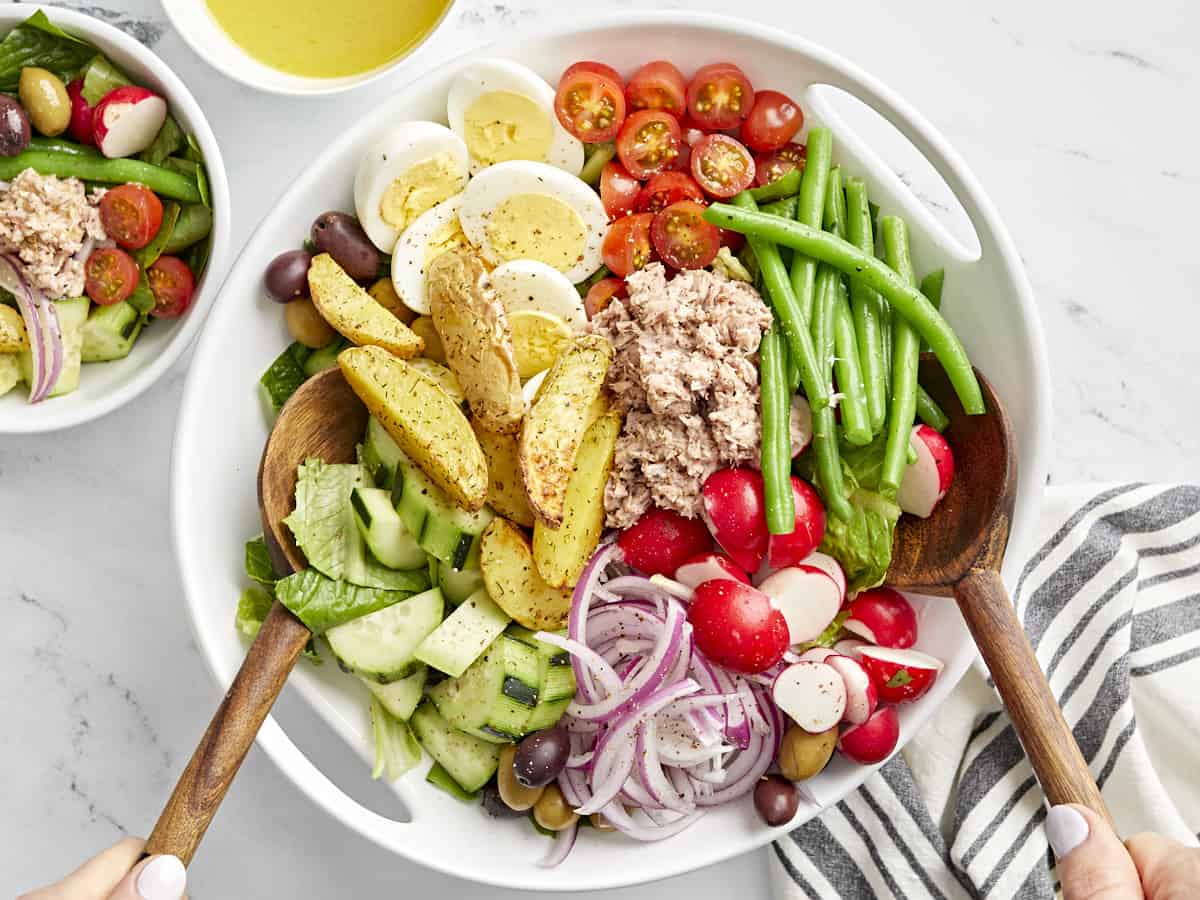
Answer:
[79, 53, 132, 105]
[244, 535, 276, 588]
[370, 695, 423, 782]
[236, 585, 274, 639]
[274, 567, 424, 635]
[796, 609, 850, 652]
[260, 342, 312, 416]
[0, 11, 96, 91]
[135, 202, 181, 269]
[139, 115, 185, 167]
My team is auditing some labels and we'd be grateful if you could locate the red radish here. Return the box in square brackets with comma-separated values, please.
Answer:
[93, 86, 167, 158]
[801, 551, 847, 601]
[772, 661, 846, 733]
[757, 565, 841, 645]
[798, 647, 838, 664]
[66, 80, 94, 145]
[688, 580, 788, 674]
[824, 654, 878, 725]
[701, 468, 769, 573]
[766, 476, 826, 569]
[791, 396, 813, 457]
[838, 705, 899, 764]
[858, 646, 944, 703]
[844, 587, 918, 649]
[897, 424, 955, 518]
[674, 552, 749, 589]
[833, 638, 868, 659]
[617, 507, 712, 577]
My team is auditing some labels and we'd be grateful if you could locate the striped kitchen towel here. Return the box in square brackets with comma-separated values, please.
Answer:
[771, 483, 1200, 899]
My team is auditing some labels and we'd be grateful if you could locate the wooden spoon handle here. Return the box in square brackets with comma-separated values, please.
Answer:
[144, 601, 311, 864]
[956, 569, 1112, 823]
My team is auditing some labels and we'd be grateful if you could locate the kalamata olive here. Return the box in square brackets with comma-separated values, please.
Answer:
[264, 249, 312, 303]
[19, 67, 70, 137]
[311, 211, 380, 282]
[0, 95, 31, 157]
[753, 774, 800, 827]
[481, 782, 527, 819]
[513, 726, 570, 788]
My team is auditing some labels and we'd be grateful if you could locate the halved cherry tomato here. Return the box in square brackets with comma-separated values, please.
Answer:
[555, 69, 626, 143]
[686, 62, 754, 131]
[669, 141, 692, 173]
[584, 276, 626, 319]
[601, 212, 655, 277]
[691, 133, 756, 199]
[679, 114, 707, 147]
[650, 200, 721, 270]
[99, 183, 163, 250]
[754, 142, 806, 186]
[147, 255, 196, 318]
[84, 247, 139, 305]
[599, 160, 642, 219]
[615, 109, 681, 179]
[636, 171, 705, 213]
[741, 89, 804, 152]
[625, 60, 687, 116]
[562, 61, 623, 88]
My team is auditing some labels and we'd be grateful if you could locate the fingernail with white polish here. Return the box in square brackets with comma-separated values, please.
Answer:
[137, 855, 187, 900]
[1045, 805, 1089, 860]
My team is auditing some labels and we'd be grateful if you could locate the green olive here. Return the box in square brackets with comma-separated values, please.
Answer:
[18, 67, 70, 137]
[285, 296, 336, 348]
[532, 783, 578, 832]
[778, 724, 838, 781]
[497, 744, 544, 812]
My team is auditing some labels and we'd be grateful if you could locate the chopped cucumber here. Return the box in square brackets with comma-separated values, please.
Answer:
[393, 457, 493, 570]
[303, 338, 347, 377]
[0, 354, 19, 397]
[81, 300, 142, 362]
[326, 587, 444, 683]
[508, 626, 577, 732]
[410, 701, 501, 793]
[20, 297, 88, 396]
[426, 761, 480, 802]
[437, 561, 484, 607]
[362, 415, 405, 490]
[415, 588, 510, 677]
[363, 666, 427, 721]
[429, 634, 540, 743]
[351, 487, 427, 570]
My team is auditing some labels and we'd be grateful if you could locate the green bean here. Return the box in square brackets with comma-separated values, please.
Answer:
[163, 203, 213, 254]
[822, 166, 848, 238]
[916, 384, 950, 432]
[806, 272, 852, 520]
[843, 178, 888, 432]
[788, 127, 832, 323]
[812, 265, 837, 387]
[833, 279, 873, 445]
[760, 196, 799, 219]
[702, 203, 984, 415]
[788, 353, 802, 394]
[759, 321, 795, 535]
[579, 142, 615, 187]
[879, 216, 921, 495]
[28, 136, 101, 156]
[919, 268, 945, 352]
[0, 150, 202, 202]
[749, 168, 803, 204]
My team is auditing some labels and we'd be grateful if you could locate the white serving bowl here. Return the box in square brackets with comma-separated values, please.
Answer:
[0, 3, 229, 434]
[172, 12, 1051, 891]
[160, 0, 459, 96]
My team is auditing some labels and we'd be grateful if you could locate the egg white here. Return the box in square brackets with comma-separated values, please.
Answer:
[490, 259, 587, 331]
[390, 193, 468, 316]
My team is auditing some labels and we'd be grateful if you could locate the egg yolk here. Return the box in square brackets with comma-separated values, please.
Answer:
[484, 193, 586, 273]
[422, 214, 472, 270]
[380, 153, 464, 234]
[463, 91, 553, 165]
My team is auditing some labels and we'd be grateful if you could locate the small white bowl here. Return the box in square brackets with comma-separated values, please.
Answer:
[0, 3, 229, 434]
[160, 0, 460, 97]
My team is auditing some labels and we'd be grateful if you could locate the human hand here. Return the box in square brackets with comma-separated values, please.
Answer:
[19, 838, 187, 900]
[1047, 804, 1200, 899]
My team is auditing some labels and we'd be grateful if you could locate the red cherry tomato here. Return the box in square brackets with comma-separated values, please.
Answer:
[625, 60, 687, 116]
[99, 183, 163, 250]
[650, 200, 721, 270]
[688, 580, 789, 674]
[601, 211, 655, 277]
[636, 170, 705, 213]
[617, 507, 713, 576]
[754, 142, 806, 186]
[584, 276, 625, 319]
[686, 62, 754, 131]
[147, 255, 196, 318]
[740, 89, 804, 152]
[84, 247, 138, 306]
[562, 61, 623, 88]
[555, 69, 626, 143]
[690, 133, 756, 199]
[616, 109, 682, 179]
[599, 160, 642, 220]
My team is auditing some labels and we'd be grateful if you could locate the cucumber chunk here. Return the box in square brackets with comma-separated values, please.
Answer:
[410, 701, 501, 793]
[429, 634, 540, 743]
[363, 666, 427, 721]
[21, 297, 88, 396]
[326, 587, 444, 683]
[81, 300, 142, 362]
[508, 625, 577, 731]
[437, 560, 484, 607]
[362, 415, 405, 490]
[393, 456, 494, 570]
[415, 588, 510, 678]
[351, 487, 427, 570]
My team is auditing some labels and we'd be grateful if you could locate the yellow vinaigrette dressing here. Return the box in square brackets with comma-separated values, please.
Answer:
[205, 0, 451, 79]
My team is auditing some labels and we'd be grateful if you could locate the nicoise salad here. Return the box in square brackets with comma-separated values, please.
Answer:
[241, 55, 981, 865]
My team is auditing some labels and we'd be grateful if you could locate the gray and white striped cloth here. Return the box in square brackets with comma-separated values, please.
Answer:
[771, 484, 1200, 899]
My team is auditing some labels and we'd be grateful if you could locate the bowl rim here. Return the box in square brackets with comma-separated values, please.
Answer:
[0, 2, 230, 434]
[171, 10, 1052, 890]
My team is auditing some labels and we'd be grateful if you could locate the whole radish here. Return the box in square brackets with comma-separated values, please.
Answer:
[844, 587, 918, 649]
[766, 476, 826, 569]
[838, 705, 899, 764]
[617, 507, 712, 576]
[66, 80, 94, 145]
[701, 468, 769, 573]
[688, 579, 788, 673]
[897, 425, 955, 518]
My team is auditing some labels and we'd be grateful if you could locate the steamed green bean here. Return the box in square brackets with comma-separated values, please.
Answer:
[759, 321, 795, 534]
[788, 127, 832, 323]
[844, 178, 888, 432]
[879, 216, 920, 495]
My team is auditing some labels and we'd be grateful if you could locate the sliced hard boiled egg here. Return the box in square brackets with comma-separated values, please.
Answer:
[508, 309, 573, 379]
[390, 193, 472, 315]
[447, 59, 583, 175]
[458, 160, 607, 283]
[490, 259, 587, 330]
[354, 121, 468, 252]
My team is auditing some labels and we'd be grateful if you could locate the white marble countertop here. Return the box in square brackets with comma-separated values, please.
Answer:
[3, 0, 1197, 896]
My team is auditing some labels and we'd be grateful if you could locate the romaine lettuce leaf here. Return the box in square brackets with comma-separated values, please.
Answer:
[235, 585, 274, 639]
[370, 696, 423, 782]
[244, 535, 276, 588]
[260, 342, 312, 416]
[274, 567, 425, 635]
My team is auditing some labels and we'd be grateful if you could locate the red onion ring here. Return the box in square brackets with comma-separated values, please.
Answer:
[538, 820, 578, 868]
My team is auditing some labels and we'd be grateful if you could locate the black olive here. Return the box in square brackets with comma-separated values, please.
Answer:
[753, 774, 799, 827]
[513, 726, 570, 788]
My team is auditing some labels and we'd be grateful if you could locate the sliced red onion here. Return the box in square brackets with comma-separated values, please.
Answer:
[535, 631, 622, 699]
[568, 542, 623, 702]
[0, 254, 52, 402]
[636, 720, 691, 813]
[566, 749, 594, 769]
[598, 801, 706, 842]
[38, 298, 63, 402]
[538, 821, 578, 869]
[73, 235, 96, 262]
[648, 574, 695, 601]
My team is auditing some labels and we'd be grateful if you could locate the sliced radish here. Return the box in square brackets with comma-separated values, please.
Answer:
[858, 646, 943, 703]
[673, 552, 749, 589]
[772, 661, 846, 733]
[838, 705, 899, 764]
[824, 653, 878, 725]
[844, 587, 917, 649]
[790, 395, 813, 457]
[800, 551, 847, 601]
[758, 565, 841, 646]
[66, 79, 94, 145]
[833, 638, 868, 659]
[897, 424, 955, 518]
[798, 647, 839, 664]
[617, 507, 713, 577]
[766, 476, 826, 569]
[93, 86, 167, 158]
[701, 468, 769, 573]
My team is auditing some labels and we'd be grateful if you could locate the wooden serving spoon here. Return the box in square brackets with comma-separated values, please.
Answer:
[889, 354, 1110, 822]
[144, 367, 367, 863]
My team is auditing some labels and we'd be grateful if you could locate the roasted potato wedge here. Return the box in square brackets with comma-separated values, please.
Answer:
[0, 305, 27, 352]
[428, 250, 524, 434]
[368, 277, 417, 325]
[519, 334, 614, 526]
[408, 357, 465, 408]
[308, 254, 423, 358]
[533, 410, 621, 588]
[472, 421, 534, 527]
[409, 316, 445, 364]
[480, 518, 573, 630]
[338, 345, 487, 511]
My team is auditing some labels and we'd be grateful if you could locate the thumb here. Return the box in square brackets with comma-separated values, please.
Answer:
[1047, 804, 1142, 900]
[106, 855, 187, 900]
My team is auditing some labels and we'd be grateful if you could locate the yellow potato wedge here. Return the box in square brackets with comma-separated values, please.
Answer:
[480, 518, 573, 630]
[408, 357, 465, 407]
[533, 410, 621, 588]
[519, 333, 614, 526]
[338, 344, 487, 511]
[409, 316, 446, 364]
[428, 250, 524, 434]
[508, 309, 572, 379]
[308, 253, 423, 358]
[472, 421, 534, 527]
[368, 277, 417, 325]
[0, 305, 28, 352]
